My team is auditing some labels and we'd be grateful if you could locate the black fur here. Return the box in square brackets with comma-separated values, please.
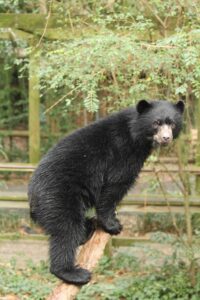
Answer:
[28, 100, 184, 284]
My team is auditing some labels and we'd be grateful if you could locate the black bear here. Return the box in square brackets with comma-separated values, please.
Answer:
[28, 100, 184, 284]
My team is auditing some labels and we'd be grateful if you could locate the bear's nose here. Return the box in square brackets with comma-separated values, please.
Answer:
[163, 136, 170, 142]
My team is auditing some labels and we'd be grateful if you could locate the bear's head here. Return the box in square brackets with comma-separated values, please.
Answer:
[135, 99, 185, 147]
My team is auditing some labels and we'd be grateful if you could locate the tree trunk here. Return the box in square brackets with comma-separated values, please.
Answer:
[47, 230, 110, 300]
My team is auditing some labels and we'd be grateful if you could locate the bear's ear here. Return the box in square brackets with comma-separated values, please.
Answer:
[136, 100, 152, 114]
[175, 100, 185, 114]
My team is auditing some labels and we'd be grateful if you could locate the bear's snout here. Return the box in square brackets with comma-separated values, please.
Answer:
[153, 124, 173, 146]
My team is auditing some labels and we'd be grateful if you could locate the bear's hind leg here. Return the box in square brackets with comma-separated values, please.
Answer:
[49, 220, 91, 285]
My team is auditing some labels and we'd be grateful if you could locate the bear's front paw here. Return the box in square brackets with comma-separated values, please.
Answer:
[98, 218, 123, 235]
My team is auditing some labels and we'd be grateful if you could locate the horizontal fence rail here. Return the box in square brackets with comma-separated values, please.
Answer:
[1, 163, 200, 173]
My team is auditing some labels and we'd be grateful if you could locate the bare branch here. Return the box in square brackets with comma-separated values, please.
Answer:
[47, 230, 110, 300]
[36, 0, 53, 48]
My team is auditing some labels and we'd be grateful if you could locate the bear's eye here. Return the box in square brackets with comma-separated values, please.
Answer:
[152, 120, 161, 129]
[165, 118, 175, 127]
[171, 122, 176, 129]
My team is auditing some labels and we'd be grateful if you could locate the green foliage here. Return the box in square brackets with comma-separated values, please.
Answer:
[97, 252, 140, 276]
[0, 209, 29, 233]
[38, 29, 200, 114]
[78, 253, 200, 300]
[1, 0, 200, 155]
[32, 1, 200, 115]
[0, 0, 39, 13]
[0, 212, 22, 233]
[0, 259, 57, 300]
[137, 213, 185, 234]
[2, 0, 199, 117]
[1, 242, 200, 299]
[0, 40, 28, 128]
[136, 213, 200, 235]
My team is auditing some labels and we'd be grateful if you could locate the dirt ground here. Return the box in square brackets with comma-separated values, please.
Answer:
[0, 239, 49, 268]
[0, 235, 176, 270]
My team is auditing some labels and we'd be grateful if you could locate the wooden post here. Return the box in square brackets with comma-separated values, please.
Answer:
[104, 238, 113, 258]
[47, 230, 110, 300]
[29, 47, 40, 164]
[196, 98, 200, 194]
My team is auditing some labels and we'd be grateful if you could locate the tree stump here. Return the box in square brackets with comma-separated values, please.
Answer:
[47, 230, 110, 300]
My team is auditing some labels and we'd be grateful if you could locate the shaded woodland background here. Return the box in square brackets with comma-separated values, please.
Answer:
[0, 0, 200, 161]
[1, 1, 200, 299]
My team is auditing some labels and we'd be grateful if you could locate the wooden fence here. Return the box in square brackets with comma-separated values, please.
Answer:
[0, 6, 200, 245]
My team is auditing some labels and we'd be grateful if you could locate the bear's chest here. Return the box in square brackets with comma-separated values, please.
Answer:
[106, 151, 146, 185]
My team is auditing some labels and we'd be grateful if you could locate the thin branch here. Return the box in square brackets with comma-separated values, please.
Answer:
[175, 143, 193, 245]
[158, 160, 185, 195]
[44, 69, 104, 115]
[140, 0, 167, 29]
[44, 85, 80, 115]
[47, 230, 110, 300]
[141, 43, 178, 49]
[111, 69, 119, 88]
[68, 9, 75, 33]
[175, 144, 190, 197]
[154, 168, 182, 237]
[36, 0, 53, 48]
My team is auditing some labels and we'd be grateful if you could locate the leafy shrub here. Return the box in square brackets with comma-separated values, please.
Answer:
[0, 259, 57, 300]
[78, 253, 200, 300]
